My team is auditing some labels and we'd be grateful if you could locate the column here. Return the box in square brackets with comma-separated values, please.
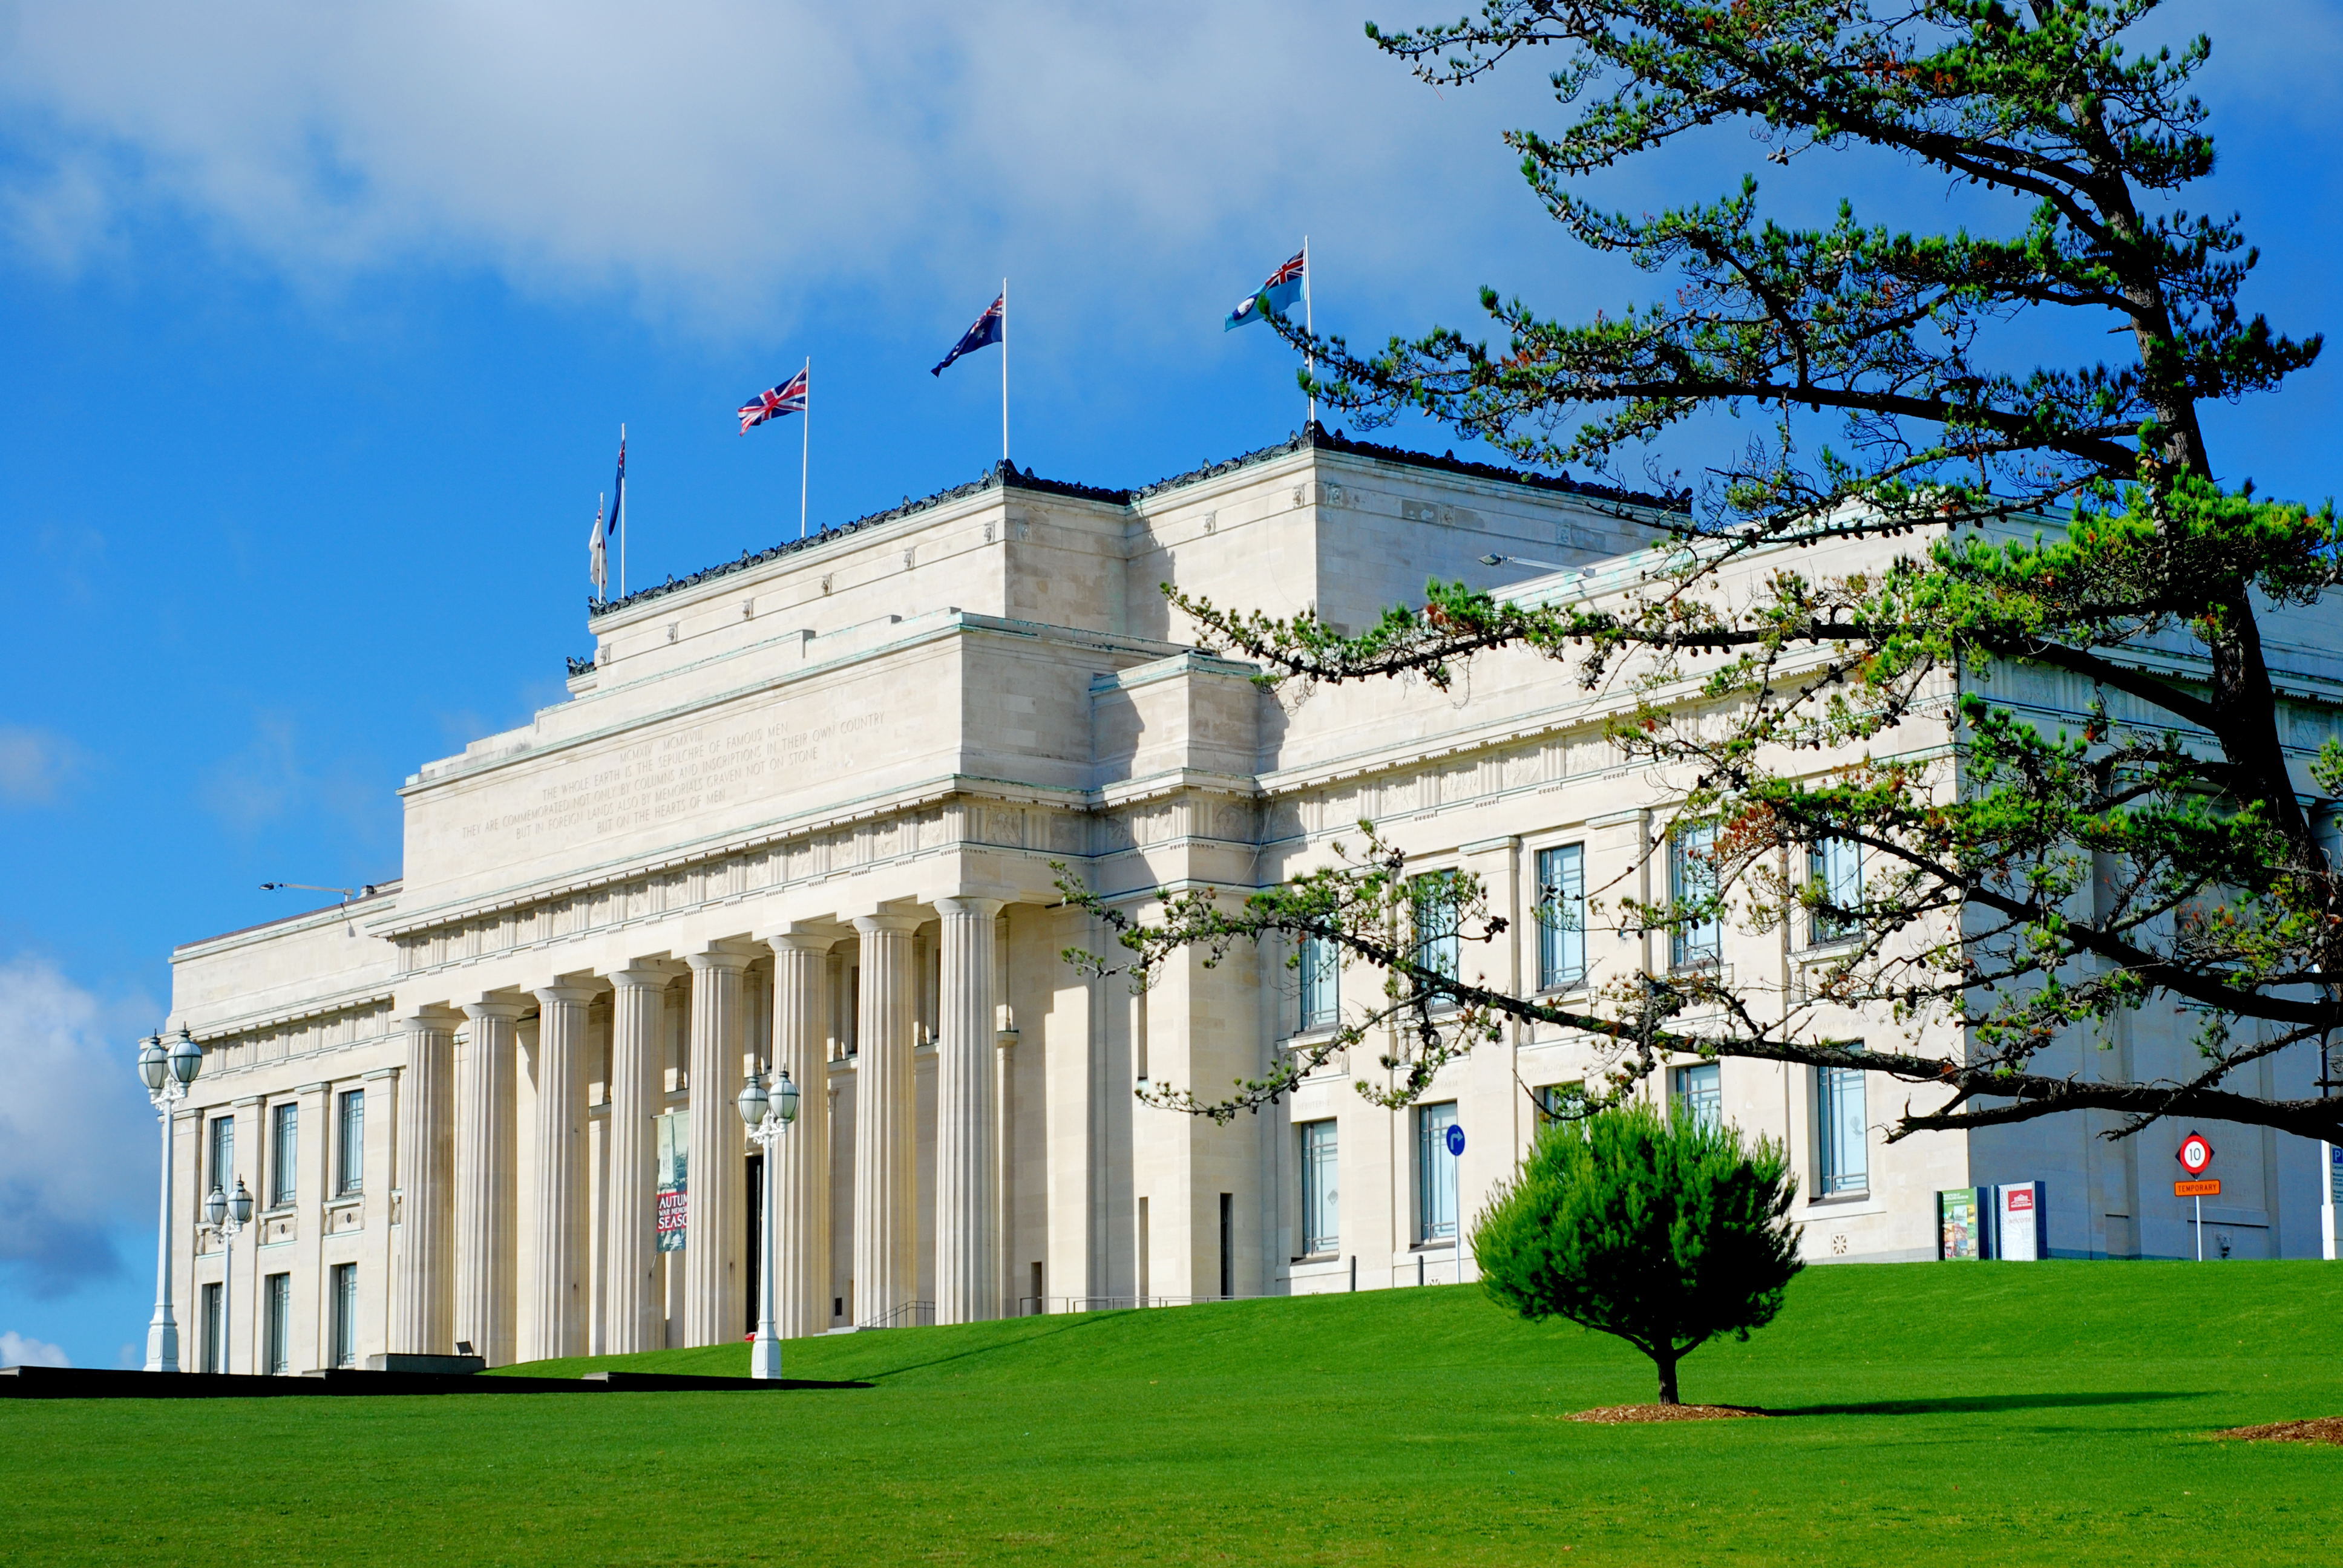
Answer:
[602, 967, 666, 1354]
[763, 932, 834, 1339]
[935, 897, 1004, 1324]
[683, 949, 750, 1347]
[853, 913, 920, 1326]
[524, 984, 595, 1362]
[454, 999, 523, 1366]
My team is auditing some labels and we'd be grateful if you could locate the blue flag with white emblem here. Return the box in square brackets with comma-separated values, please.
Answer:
[1225, 249, 1307, 330]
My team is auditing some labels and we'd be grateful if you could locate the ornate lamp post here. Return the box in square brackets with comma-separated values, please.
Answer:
[203, 1175, 254, 1374]
[736, 1066, 800, 1381]
[140, 1027, 203, 1372]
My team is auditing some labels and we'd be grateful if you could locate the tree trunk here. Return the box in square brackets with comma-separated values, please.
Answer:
[1655, 1350, 1680, 1406]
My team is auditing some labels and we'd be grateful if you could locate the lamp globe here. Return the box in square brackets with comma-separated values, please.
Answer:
[168, 1027, 203, 1086]
[137, 1035, 168, 1093]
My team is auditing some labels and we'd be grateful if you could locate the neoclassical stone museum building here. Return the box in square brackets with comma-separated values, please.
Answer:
[163, 427, 2335, 1374]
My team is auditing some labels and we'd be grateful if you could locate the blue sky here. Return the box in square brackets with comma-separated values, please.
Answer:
[3, 1, 2338, 1368]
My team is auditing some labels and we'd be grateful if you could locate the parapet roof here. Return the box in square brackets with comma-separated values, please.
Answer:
[589, 422, 1689, 618]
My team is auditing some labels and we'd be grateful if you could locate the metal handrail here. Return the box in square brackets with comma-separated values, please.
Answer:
[856, 1299, 936, 1330]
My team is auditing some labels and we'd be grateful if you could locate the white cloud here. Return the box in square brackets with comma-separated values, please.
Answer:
[0, 2, 1558, 335]
[0, 955, 159, 1296]
[0, 1329, 71, 1368]
[0, 726, 90, 806]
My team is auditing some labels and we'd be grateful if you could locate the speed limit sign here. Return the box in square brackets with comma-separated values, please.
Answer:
[2177, 1131, 2215, 1176]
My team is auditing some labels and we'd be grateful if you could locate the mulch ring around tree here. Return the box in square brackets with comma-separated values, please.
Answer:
[2217, 1417, 2343, 1446]
[1569, 1404, 1771, 1424]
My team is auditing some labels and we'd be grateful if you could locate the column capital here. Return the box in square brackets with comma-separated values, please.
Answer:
[851, 912, 922, 938]
[753, 923, 841, 955]
[402, 1005, 464, 1031]
[603, 962, 678, 991]
[934, 895, 1008, 922]
[684, 948, 755, 975]
[461, 998, 530, 1023]
[531, 982, 600, 1008]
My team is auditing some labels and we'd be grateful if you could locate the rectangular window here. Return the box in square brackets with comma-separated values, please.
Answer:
[1669, 823, 1721, 969]
[1416, 1101, 1460, 1244]
[206, 1115, 236, 1207]
[1411, 873, 1462, 986]
[1535, 844, 1587, 990]
[329, 1263, 358, 1368]
[1809, 838, 1864, 945]
[1297, 933, 1340, 1031]
[1299, 1120, 1339, 1255]
[1672, 1062, 1722, 1131]
[335, 1089, 365, 1197]
[1817, 1067, 1869, 1195]
[1535, 1082, 1585, 1125]
[1218, 1192, 1233, 1299]
[264, 1272, 292, 1375]
[269, 1102, 298, 1208]
[200, 1281, 223, 1374]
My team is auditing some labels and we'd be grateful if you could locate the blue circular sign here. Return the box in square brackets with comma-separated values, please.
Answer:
[1444, 1122, 1466, 1157]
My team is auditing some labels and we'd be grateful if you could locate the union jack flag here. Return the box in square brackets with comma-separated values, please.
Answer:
[1226, 248, 1308, 331]
[738, 367, 810, 434]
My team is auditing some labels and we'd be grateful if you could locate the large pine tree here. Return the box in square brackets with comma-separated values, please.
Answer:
[1073, 2, 2342, 1146]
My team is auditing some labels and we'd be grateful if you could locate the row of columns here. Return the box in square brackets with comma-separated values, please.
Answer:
[387, 899, 1004, 1363]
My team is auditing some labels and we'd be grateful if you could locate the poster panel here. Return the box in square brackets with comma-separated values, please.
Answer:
[656, 1111, 689, 1253]
[1938, 1188, 1981, 1259]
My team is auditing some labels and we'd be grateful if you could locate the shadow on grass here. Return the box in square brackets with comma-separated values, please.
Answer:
[1771, 1390, 2200, 1417]
[852, 1312, 1139, 1382]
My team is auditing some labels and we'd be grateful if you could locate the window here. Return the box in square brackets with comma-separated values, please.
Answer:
[1297, 933, 1340, 1031]
[1817, 1067, 1869, 1195]
[1535, 844, 1587, 990]
[206, 1115, 236, 1208]
[1416, 1102, 1460, 1243]
[1411, 873, 1462, 986]
[200, 1282, 223, 1374]
[329, 1263, 358, 1368]
[1299, 1120, 1339, 1255]
[1535, 1082, 1585, 1125]
[1669, 823, 1721, 969]
[1672, 1062, 1722, 1131]
[1218, 1193, 1234, 1299]
[269, 1102, 298, 1208]
[1809, 838, 1864, 945]
[264, 1272, 292, 1375]
[335, 1089, 365, 1197]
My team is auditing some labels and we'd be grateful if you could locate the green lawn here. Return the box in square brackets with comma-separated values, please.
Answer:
[7, 1261, 2339, 1566]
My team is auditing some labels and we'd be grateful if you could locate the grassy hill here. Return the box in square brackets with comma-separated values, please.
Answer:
[6, 1261, 2340, 1565]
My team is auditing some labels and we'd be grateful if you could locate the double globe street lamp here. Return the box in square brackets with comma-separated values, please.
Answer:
[204, 1175, 255, 1374]
[736, 1065, 800, 1381]
[137, 1027, 204, 1373]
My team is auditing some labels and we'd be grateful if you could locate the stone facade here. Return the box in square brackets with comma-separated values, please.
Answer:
[163, 427, 2335, 1373]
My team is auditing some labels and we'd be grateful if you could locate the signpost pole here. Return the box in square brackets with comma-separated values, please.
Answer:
[2195, 1194, 2204, 1262]
[2324, 1141, 2338, 1262]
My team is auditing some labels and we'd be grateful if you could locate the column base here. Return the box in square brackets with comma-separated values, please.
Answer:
[145, 1311, 180, 1374]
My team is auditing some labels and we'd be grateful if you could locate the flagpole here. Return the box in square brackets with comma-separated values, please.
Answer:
[618, 421, 628, 597]
[1000, 276, 1010, 463]
[1303, 235, 1315, 429]
[800, 356, 811, 540]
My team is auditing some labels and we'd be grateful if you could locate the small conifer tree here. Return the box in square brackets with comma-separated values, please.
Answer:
[1473, 1102, 1802, 1406]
